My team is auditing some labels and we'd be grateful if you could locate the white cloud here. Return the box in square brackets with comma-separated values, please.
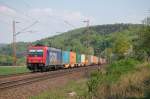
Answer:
[28, 8, 53, 17]
[0, 6, 95, 43]
[28, 8, 95, 24]
[59, 11, 85, 21]
[0, 5, 17, 18]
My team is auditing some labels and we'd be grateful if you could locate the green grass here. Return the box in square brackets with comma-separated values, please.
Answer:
[105, 58, 140, 83]
[97, 58, 140, 84]
[87, 58, 141, 97]
[29, 59, 150, 99]
[87, 59, 150, 99]
[94, 63, 150, 99]
[30, 79, 88, 99]
[0, 66, 30, 75]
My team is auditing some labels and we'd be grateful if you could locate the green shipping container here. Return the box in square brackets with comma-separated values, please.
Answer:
[76, 53, 81, 63]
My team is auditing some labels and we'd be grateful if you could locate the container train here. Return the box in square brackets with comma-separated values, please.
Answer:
[26, 45, 106, 72]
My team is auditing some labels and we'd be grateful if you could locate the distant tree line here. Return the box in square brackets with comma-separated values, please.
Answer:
[0, 23, 149, 66]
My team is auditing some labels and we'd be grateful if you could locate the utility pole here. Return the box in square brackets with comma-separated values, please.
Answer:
[12, 20, 17, 66]
[12, 20, 38, 66]
[82, 19, 90, 48]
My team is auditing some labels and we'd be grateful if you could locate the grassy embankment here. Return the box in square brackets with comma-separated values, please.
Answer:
[30, 79, 88, 99]
[30, 59, 150, 99]
[88, 59, 150, 99]
[0, 66, 29, 75]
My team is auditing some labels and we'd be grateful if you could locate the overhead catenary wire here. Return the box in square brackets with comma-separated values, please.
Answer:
[0, 0, 86, 65]
[16, 0, 77, 31]
[0, 1, 39, 66]
[12, 20, 38, 66]
[21, 0, 41, 22]
[0, 14, 27, 30]
[0, 0, 34, 22]
[22, 0, 32, 8]
[15, 21, 38, 36]
[48, 15, 76, 29]
[63, 20, 76, 28]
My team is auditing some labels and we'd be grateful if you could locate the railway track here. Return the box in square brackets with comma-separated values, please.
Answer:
[0, 65, 100, 90]
[0, 72, 32, 79]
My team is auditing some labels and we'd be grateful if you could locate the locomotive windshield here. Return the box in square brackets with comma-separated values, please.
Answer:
[28, 49, 43, 57]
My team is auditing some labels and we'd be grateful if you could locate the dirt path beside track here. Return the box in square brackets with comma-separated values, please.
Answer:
[0, 66, 97, 99]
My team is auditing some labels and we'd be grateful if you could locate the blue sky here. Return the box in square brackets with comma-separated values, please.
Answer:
[0, 0, 149, 43]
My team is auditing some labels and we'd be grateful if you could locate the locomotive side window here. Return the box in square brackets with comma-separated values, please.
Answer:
[28, 49, 43, 57]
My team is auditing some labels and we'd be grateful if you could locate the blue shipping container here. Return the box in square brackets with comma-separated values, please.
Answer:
[62, 51, 70, 64]
[46, 47, 62, 66]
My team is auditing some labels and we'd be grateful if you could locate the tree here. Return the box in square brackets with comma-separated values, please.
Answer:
[112, 33, 131, 59]
[137, 25, 150, 61]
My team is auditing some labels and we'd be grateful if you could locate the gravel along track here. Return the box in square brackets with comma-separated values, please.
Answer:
[0, 65, 100, 90]
[0, 72, 32, 79]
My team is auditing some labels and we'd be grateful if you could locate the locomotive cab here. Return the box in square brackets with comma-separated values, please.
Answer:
[27, 46, 47, 71]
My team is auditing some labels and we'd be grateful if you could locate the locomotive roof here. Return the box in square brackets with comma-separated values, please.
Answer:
[48, 47, 61, 51]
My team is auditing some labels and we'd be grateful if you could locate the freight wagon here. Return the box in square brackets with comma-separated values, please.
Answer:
[62, 51, 70, 68]
[81, 54, 86, 66]
[88, 55, 93, 65]
[27, 45, 105, 72]
[70, 51, 76, 67]
[76, 52, 81, 66]
[93, 56, 98, 65]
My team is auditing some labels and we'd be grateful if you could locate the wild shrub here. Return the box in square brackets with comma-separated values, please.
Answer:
[87, 58, 141, 98]
[87, 71, 101, 94]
